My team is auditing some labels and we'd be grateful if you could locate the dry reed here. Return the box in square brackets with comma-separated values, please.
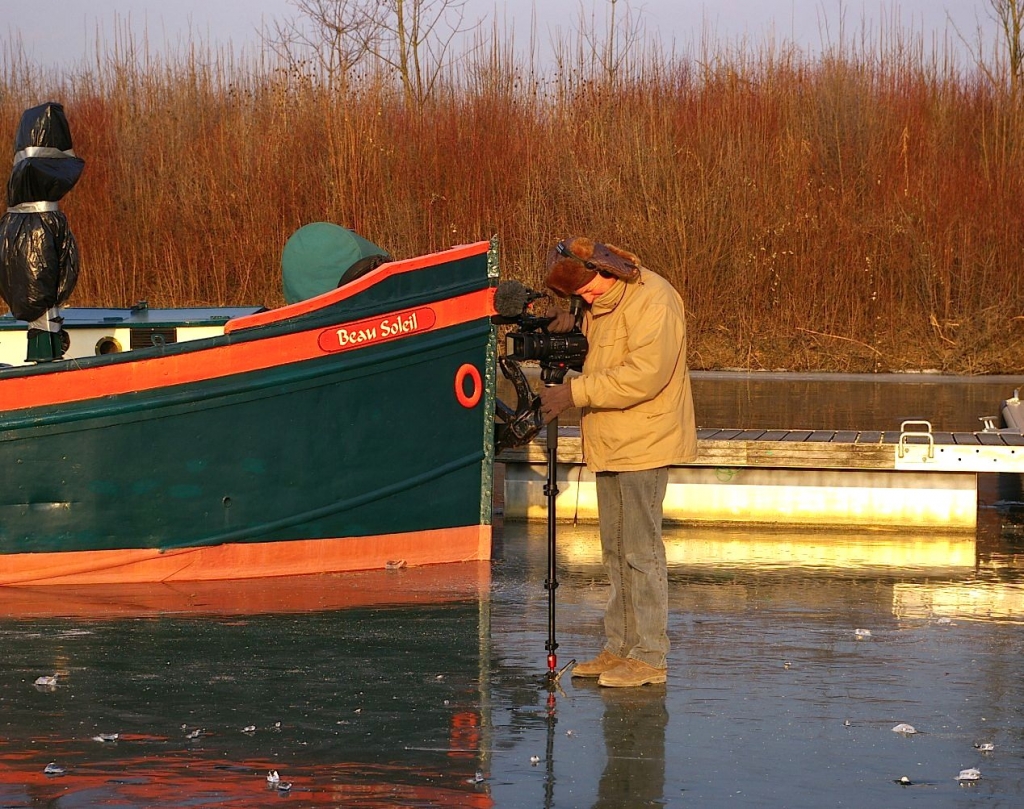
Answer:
[1, 19, 1023, 373]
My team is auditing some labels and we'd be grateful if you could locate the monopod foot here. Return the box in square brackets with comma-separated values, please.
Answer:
[548, 658, 576, 685]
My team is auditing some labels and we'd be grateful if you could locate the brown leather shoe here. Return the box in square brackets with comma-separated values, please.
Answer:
[571, 650, 627, 678]
[598, 658, 667, 687]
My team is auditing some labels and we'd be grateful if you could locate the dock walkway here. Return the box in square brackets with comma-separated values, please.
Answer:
[498, 422, 1024, 531]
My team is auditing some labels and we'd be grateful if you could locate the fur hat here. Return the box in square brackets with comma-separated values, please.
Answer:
[544, 237, 642, 296]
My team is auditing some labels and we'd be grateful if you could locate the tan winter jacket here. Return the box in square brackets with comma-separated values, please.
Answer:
[568, 268, 697, 472]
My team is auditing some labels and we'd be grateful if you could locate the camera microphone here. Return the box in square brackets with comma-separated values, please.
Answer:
[493, 280, 541, 321]
[568, 295, 584, 329]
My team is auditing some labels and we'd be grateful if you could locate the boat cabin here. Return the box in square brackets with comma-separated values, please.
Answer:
[0, 302, 264, 366]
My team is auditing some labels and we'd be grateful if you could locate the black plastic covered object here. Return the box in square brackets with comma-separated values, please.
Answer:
[0, 101, 84, 322]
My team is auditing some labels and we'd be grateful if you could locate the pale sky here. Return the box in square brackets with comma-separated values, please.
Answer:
[0, 1, 1004, 71]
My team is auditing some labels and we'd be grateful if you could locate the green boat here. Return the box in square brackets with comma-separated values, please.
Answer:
[0, 233, 499, 585]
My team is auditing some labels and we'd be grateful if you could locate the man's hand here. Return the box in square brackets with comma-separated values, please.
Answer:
[544, 304, 576, 334]
[538, 383, 574, 424]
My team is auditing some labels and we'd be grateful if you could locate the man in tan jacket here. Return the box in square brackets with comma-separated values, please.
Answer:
[538, 236, 697, 687]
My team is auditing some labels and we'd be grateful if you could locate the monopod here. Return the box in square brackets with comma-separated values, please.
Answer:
[543, 415, 575, 685]
[544, 417, 559, 676]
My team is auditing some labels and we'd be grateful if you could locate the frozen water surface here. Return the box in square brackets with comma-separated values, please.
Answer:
[0, 512, 1022, 808]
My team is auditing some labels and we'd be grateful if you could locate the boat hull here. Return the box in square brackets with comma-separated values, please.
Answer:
[0, 241, 498, 584]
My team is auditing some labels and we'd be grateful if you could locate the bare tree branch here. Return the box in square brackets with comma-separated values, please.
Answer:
[573, 0, 648, 84]
[268, 0, 478, 105]
[951, 0, 1024, 96]
[262, 0, 374, 90]
[988, 0, 1024, 94]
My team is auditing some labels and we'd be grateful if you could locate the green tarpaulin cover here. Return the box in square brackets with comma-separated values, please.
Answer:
[282, 223, 389, 304]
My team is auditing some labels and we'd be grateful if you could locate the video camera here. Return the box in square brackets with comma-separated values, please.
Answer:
[492, 280, 589, 385]
[492, 280, 589, 453]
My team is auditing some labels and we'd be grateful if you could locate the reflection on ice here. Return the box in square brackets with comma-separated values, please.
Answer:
[553, 523, 977, 574]
[894, 581, 1024, 623]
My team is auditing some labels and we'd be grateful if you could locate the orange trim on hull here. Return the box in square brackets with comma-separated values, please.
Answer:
[225, 240, 491, 332]
[1, 288, 494, 413]
[0, 526, 492, 586]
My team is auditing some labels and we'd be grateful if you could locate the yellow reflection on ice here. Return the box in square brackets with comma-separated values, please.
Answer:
[894, 580, 1024, 622]
[552, 524, 976, 574]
